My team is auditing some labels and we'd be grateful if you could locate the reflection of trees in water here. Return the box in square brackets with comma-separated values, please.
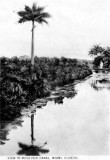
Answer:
[0, 83, 77, 151]
[0, 129, 9, 145]
[17, 113, 49, 156]
[52, 85, 77, 104]
[90, 75, 110, 91]
[90, 80, 99, 91]
[0, 119, 23, 145]
[54, 96, 64, 104]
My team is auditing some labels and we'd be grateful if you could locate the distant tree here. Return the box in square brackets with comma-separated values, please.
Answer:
[89, 45, 105, 57]
[106, 47, 110, 53]
[103, 47, 110, 57]
[17, 3, 51, 66]
[93, 56, 103, 68]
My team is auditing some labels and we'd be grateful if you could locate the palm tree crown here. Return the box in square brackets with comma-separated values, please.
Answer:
[89, 45, 105, 57]
[17, 3, 51, 66]
[18, 3, 51, 24]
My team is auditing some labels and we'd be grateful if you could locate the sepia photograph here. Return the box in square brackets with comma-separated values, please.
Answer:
[0, 0, 110, 159]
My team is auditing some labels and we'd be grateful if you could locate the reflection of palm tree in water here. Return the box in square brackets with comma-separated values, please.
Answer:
[0, 130, 9, 145]
[90, 80, 99, 91]
[90, 78, 109, 91]
[31, 113, 35, 145]
[17, 112, 49, 156]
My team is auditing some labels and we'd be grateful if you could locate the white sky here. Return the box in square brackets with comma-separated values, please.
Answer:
[0, 0, 110, 59]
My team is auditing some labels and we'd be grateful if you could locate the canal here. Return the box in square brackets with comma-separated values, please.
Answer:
[0, 71, 110, 156]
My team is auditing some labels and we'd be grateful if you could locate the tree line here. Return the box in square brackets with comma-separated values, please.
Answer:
[0, 56, 92, 121]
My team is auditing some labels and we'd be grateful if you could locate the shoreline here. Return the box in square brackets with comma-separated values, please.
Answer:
[21, 72, 93, 117]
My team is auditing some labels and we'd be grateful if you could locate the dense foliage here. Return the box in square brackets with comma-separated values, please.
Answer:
[89, 45, 110, 69]
[0, 56, 92, 121]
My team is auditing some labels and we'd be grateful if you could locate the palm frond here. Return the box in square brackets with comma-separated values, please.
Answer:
[25, 5, 32, 13]
[18, 13, 34, 23]
[18, 18, 28, 23]
[36, 18, 48, 24]
[40, 19, 48, 24]
[37, 6, 45, 13]
[34, 12, 51, 23]
[18, 11, 28, 17]
[32, 3, 37, 12]
[40, 12, 51, 18]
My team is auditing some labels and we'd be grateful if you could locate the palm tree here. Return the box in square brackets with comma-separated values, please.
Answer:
[17, 3, 51, 66]
[89, 45, 105, 57]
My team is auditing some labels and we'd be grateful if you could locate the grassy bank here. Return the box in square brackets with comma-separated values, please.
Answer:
[0, 56, 92, 121]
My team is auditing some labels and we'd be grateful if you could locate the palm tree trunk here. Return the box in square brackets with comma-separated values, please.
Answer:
[31, 21, 35, 66]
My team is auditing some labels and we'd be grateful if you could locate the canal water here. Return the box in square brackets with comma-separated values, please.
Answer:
[0, 72, 110, 156]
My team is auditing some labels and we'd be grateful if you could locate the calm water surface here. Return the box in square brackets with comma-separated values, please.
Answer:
[0, 72, 110, 156]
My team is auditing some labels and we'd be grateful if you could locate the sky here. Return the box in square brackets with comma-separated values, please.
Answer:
[0, 0, 110, 60]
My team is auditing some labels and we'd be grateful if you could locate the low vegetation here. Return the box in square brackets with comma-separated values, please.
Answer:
[0, 56, 92, 121]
